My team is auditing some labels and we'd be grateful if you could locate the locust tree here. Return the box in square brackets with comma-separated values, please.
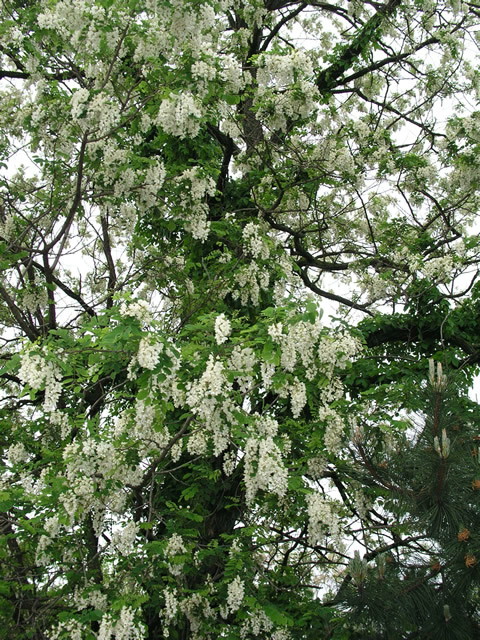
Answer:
[1, 0, 480, 638]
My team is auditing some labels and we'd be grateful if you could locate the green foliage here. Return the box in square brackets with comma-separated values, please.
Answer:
[1, 0, 480, 638]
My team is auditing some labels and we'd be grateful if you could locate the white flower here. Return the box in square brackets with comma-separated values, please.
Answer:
[70, 88, 89, 119]
[156, 93, 202, 139]
[120, 299, 152, 324]
[18, 347, 62, 412]
[244, 434, 288, 505]
[290, 379, 307, 418]
[137, 337, 163, 370]
[215, 313, 231, 345]
[267, 322, 284, 342]
[163, 588, 178, 621]
[243, 222, 269, 259]
[111, 521, 139, 555]
[7, 442, 28, 464]
[165, 533, 187, 577]
[227, 576, 245, 613]
[306, 493, 340, 545]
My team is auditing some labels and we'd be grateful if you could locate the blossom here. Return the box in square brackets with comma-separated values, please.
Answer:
[137, 337, 163, 370]
[120, 299, 152, 324]
[156, 92, 202, 139]
[111, 521, 139, 555]
[18, 347, 62, 412]
[306, 493, 340, 545]
[244, 433, 288, 505]
[214, 313, 231, 345]
[290, 379, 307, 418]
[7, 442, 28, 465]
[70, 88, 89, 119]
[227, 576, 245, 613]
[243, 222, 270, 259]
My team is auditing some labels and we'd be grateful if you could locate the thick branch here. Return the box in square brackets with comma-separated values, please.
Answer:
[100, 214, 117, 309]
[299, 267, 373, 314]
[0, 282, 39, 342]
[316, 0, 402, 93]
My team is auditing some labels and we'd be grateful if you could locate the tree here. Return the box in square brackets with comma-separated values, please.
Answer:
[1, 0, 480, 637]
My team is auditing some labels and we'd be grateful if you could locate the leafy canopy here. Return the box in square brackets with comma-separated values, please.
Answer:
[1, 0, 480, 638]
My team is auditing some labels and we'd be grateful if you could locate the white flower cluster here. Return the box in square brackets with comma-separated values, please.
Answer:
[179, 592, 215, 637]
[317, 332, 361, 376]
[162, 587, 179, 623]
[156, 92, 202, 139]
[214, 313, 231, 345]
[289, 379, 307, 419]
[320, 406, 346, 455]
[325, 145, 356, 177]
[132, 397, 169, 455]
[49, 619, 85, 640]
[226, 576, 245, 613]
[70, 87, 89, 119]
[271, 316, 323, 377]
[255, 51, 319, 132]
[61, 436, 142, 529]
[176, 166, 216, 241]
[120, 299, 153, 324]
[231, 262, 270, 306]
[7, 442, 28, 465]
[139, 160, 167, 210]
[152, 2, 219, 60]
[240, 609, 281, 639]
[186, 355, 230, 417]
[191, 59, 217, 85]
[18, 346, 62, 412]
[421, 255, 454, 282]
[260, 361, 275, 388]
[21, 287, 48, 313]
[117, 202, 137, 235]
[97, 606, 145, 640]
[257, 50, 315, 90]
[164, 533, 187, 577]
[76, 91, 121, 136]
[0, 212, 16, 242]
[221, 55, 246, 92]
[73, 581, 108, 613]
[37, 0, 90, 43]
[111, 521, 140, 555]
[242, 222, 270, 259]
[228, 345, 256, 392]
[258, 82, 319, 133]
[137, 336, 163, 370]
[306, 492, 340, 546]
[244, 432, 287, 505]
[267, 322, 360, 451]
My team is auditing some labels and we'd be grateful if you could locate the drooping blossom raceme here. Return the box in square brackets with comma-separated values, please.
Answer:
[185, 354, 230, 421]
[96, 606, 145, 640]
[156, 92, 202, 139]
[162, 588, 179, 625]
[164, 533, 188, 577]
[289, 379, 307, 418]
[7, 442, 28, 465]
[174, 166, 217, 241]
[214, 313, 231, 345]
[18, 346, 63, 412]
[137, 336, 163, 370]
[226, 576, 245, 614]
[306, 492, 341, 546]
[228, 345, 256, 392]
[244, 415, 288, 506]
[120, 299, 153, 324]
[111, 521, 140, 556]
[243, 222, 270, 259]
